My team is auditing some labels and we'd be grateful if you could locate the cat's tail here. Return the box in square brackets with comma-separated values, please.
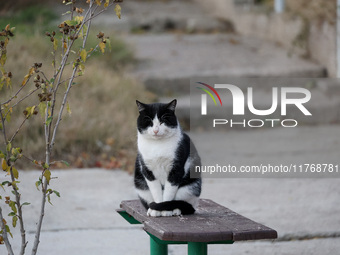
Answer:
[149, 200, 195, 215]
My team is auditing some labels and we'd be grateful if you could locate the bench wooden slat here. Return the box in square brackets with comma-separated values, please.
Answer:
[120, 199, 277, 242]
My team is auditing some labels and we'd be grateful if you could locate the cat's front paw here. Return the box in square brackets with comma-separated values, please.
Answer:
[172, 208, 182, 216]
[161, 210, 173, 217]
[147, 208, 161, 217]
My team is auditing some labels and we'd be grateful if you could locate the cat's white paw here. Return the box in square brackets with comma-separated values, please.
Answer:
[147, 209, 161, 217]
[161, 210, 173, 217]
[172, 209, 182, 216]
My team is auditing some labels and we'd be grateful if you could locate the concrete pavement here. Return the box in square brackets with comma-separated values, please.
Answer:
[1, 125, 340, 255]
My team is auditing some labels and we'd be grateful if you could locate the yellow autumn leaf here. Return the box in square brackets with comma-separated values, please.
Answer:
[67, 102, 72, 115]
[96, 0, 101, 6]
[22, 74, 29, 86]
[11, 166, 19, 179]
[74, 16, 84, 24]
[114, 4, 121, 19]
[80, 49, 87, 62]
[44, 169, 51, 184]
[28, 67, 35, 75]
[0, 52, 6, 66]
[104, 0, 109, 8]
[2, 159, 8, 171]
[99, 41, 105, 53]
[53, 38, 58, 51]
[30, 105, 36, 115]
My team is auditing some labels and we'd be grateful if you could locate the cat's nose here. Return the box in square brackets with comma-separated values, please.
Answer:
[153, 129, 159, 134]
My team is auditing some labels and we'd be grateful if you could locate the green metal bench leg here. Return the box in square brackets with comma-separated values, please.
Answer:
[150, 236, 168, 255]
[188, 242, 207, 255]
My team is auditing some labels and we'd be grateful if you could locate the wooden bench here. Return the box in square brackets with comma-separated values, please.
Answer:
[117, 199, 277, 255]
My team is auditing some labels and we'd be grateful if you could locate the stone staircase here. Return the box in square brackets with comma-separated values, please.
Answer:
[105, 0, 340, 128]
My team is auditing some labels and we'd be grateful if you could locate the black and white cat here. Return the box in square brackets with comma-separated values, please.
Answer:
[134, 99, 202, 217]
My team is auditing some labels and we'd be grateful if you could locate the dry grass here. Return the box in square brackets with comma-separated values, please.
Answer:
[286, 0, 336, 24]
[1, 32, 155, 171]
[255, 0, 336, 24]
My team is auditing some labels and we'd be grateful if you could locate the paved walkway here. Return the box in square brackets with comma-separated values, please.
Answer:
[1, 125, 339, 255]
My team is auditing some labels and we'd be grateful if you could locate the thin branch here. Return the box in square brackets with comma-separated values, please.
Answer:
[21, 154, 36, 164]
[50, 65, 78, 149]
[83, 2, 115, 23]
[0, 105, 8, 146]
[9, 167, 27, 255]
[47, 2, 94, 137]
[50, 0, 93, 88]
[86, 44, 100, 59]
[31, 180, 48, 255]
[0, 206, 14, 255]
[9, 116, 29, 144]
[48, 0, 94, 148]
[31, 1, 115, 255]
[1, 75, 33, 105]
[4, 87, 39, 120]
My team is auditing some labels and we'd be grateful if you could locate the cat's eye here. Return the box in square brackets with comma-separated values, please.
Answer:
[143, 116, 152, 123]
[160, 114, 171, 124]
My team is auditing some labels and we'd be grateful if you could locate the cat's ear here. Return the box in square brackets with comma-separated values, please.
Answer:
[166, 99, 177, 112]
[136, 100, 146, 113]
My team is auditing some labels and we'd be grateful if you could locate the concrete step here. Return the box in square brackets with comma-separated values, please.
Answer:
[93, 0, 233, 33]
[124, 34, 326, 96]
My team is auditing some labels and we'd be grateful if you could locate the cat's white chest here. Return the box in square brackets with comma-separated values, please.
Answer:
[138, 132, 181, 184]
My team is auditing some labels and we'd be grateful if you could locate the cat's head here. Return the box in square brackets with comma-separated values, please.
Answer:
[136, 99, 179, 140]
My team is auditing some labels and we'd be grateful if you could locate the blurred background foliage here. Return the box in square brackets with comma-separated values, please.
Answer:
[0, 0, 155, 171]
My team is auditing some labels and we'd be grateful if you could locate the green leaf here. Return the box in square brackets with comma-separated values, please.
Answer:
[106, 38, 111, 52]
[11, 181, 20, 190]
[9, 201, 17, 214]
[6, 142, 11, 153]
[8, 212, 15, 217]
[5, 225, 12, 238]
[46, 116, 53, 126]
[22, 202, 30, 206]
[61, 160, 70, 166]
[47, 194, 53, 205]
[64, 20, 78, 26]
[53, 190, 60, 197]
[12, 216, 17, 228]
[35, 180, 41, 190]
[38, 102, 47, 118]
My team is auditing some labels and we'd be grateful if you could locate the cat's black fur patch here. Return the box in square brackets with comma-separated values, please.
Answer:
[149, 201, 195, 215]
